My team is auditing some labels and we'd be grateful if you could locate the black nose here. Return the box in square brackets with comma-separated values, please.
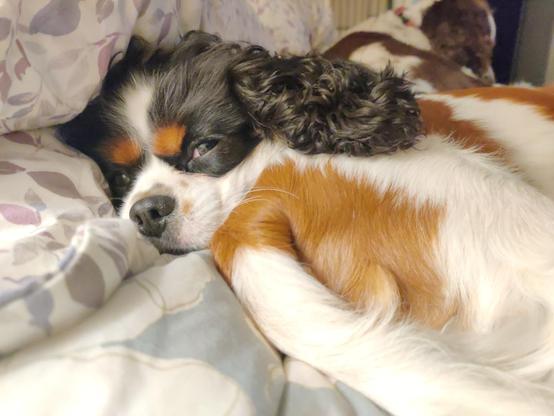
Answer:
[129, 195, 176, 238]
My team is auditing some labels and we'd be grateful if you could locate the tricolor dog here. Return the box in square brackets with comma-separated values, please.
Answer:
[59, 32, 554, 415]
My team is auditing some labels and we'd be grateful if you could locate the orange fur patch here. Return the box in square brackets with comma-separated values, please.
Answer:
[418, 98, 507, 158]
[212, 160, 452, 328]
[539, 85, 554, 96]
[153, 124, 186, 157]
[103, 137, 142, 166]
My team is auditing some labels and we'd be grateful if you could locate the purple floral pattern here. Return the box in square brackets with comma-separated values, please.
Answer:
[0, 129, 159, 354]
[0, 0, 189, 134]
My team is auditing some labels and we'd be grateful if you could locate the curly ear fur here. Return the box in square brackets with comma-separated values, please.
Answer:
[230, 50, 422, 157]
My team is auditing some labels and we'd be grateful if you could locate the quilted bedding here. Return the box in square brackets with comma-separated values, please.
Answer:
[0, 1, 386, 414]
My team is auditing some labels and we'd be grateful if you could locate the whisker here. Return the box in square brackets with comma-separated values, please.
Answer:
[247, 187, 299, 199]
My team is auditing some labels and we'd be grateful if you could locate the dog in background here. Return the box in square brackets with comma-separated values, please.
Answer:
[326, 0, 496, 93]
[59, 32, 554, 415]
[325, 31, 486, 94]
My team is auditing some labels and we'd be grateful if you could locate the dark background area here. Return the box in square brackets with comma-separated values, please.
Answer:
[488, 0, 524, 84]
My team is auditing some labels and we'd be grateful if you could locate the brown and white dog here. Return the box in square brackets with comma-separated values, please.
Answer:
[325, 31, 487, 94]
[60, 33, 554, 415]
[327, 0, 496, 93]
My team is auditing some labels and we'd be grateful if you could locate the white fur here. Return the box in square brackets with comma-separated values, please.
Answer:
[350, 43, 421, 72]
[424, 93, 554, 199]
[487, 11, 497, 42]
[227, 139, 554, 414]
[411, 78, 436, 93]
[401, 0, 440, 27]
[117, 77, 153, 145]
[232, 248, 554, 415]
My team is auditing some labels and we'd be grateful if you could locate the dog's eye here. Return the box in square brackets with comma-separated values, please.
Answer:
[192, 139, 219, 159]
[112, 172, 131, 188]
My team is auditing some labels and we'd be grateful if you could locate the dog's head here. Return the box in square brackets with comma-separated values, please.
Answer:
[58, 31, 421, 254]
[420, 0, 496, 83]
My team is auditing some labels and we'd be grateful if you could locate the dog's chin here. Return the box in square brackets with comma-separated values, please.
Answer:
[147, 235, 209, 256]
[145, 237, 189, 256]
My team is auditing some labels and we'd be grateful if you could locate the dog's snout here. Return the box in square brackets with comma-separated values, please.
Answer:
[129, 195, 175, 238]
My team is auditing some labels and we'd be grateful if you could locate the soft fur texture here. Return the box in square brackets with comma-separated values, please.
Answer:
[59, 31, 554, 415]
[57, 36, 166, 205]
[231, 51, 421, 155]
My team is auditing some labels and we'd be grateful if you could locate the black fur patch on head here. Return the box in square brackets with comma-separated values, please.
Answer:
[58, 31, 422, 210]
[230, 50, 422, 157]
[148, 32, 260, 176]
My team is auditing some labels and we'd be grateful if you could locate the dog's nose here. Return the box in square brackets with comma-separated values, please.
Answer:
[129, 195, 175, 238]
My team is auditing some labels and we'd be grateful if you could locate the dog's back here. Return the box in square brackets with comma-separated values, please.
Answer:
[211, 86, 554, 415]
[420, 87, 554, 198]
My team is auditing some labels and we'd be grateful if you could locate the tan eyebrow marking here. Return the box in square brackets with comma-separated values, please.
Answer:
[153, 124, 186, 157]
[103, 137, 142, 165]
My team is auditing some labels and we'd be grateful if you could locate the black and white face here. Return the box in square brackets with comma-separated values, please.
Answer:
[89, 36, 269, 254]
[60, 33, 269, 253]
[119, 134, 281, 254]
[58, 31, 422, 254]
[117, 66, 264, 253]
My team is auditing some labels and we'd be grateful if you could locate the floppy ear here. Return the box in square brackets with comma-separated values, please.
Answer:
[230, 50, 422, 156]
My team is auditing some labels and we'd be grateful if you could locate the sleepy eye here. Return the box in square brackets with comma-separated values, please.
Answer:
[112, 171, 131, 188]
[192, 139, 219, 159]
